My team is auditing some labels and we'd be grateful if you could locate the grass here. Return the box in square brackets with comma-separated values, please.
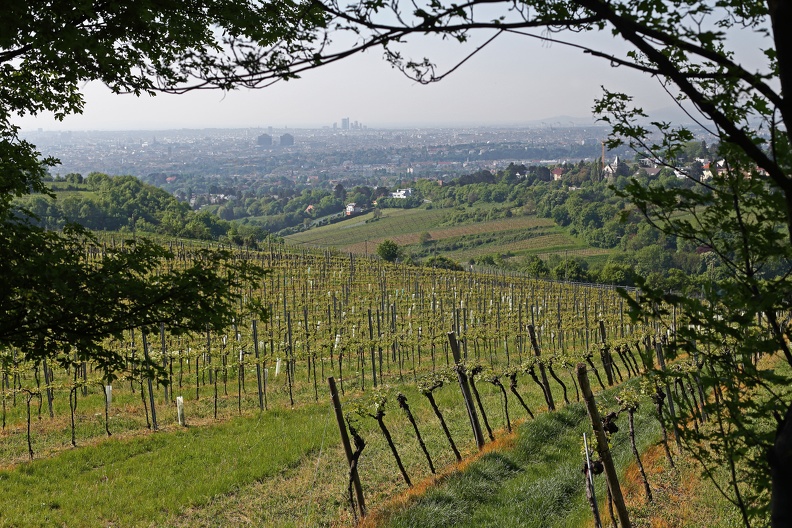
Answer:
[623, 444, 744, 528]
[285, 208, 448, 250]
[0, 348, 568, 527]
[285, 206, 607, 267]
[0, 348, 595, 527]
[375, 378, 664, 528]
[0, 407, 331, 527]
[0, 354, 740, 527]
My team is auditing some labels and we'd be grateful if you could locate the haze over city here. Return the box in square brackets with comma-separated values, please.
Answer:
[13, 31, 693, 131]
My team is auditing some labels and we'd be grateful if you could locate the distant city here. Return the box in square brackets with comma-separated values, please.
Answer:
[23, 123, 638, 184]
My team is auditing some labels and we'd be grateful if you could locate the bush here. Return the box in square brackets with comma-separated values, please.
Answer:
[377, 240, 402, 262]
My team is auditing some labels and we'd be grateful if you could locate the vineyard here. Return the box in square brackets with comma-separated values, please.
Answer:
[0, 238, 718, 526]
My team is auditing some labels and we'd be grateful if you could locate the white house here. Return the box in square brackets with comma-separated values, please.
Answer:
[345, 203, 363, 215]
[390, 188, 414, 199]
[603, 155, 620, 178]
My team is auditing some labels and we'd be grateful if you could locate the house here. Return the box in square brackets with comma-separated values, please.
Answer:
[551, 168, 564, 181]
[390, 188, 414, 199]
[701, 163, 713, 181]
[603, 156, 620, 178]
[305, 204, 315, 214]
[346, 203, 363, 216]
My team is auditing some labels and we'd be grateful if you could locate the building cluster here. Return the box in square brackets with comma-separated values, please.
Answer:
[389, 188, 414, 198]
[336, 118, 365, 130]
[257, 133, 294, 147]
[22, 125, 715, 189]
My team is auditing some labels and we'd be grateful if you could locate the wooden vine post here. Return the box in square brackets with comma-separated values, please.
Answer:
[576, 363, 631, 528]
[527, 324, 555, 411]
[328, 376, 366, 519]
[141, 333, 158, 431]
[160, 323, 169, 404]
[447, 332, 485, 450]
[598, 321, 615, 386]
[252, 320, 264, 411]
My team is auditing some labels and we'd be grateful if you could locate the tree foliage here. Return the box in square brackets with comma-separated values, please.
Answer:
[2, 2, 282, 379]
[376, 239, 402, 262]
[0, 220, 265, 379]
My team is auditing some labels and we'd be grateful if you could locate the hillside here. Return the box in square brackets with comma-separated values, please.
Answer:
[14, 173, 267, 244]
[0, 240, 741, 527]
[285, 207, 608, 267]
[18, 155, 727, 292]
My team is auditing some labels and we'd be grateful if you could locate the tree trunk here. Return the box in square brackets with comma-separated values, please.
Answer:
[375, 415, 411, 487]
[509, 373, 534, 420]
[471, 378, 495, 440]
[770, 401, 792, 527]
[547, 364, 570, 405]
[398, 393, 435, 473]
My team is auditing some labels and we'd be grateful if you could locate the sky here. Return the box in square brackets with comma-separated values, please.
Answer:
[11, 21, 767, 131]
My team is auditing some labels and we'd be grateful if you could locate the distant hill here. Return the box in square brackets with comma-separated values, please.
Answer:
[14, 173, 267, 243]
[529, 107, 718, 132]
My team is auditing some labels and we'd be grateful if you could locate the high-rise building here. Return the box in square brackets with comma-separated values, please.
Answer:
[341, 117, 350, 130]
[280, 133, 294, 147]
[257, 133, 272, 147]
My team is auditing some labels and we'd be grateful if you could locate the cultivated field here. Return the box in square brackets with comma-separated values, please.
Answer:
[286, 209, 448, 252]
[285, 207, 609, 265]
[0, 240, 674, 527]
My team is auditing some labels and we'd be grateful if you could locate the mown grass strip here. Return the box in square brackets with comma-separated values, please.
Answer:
[380, 379, 661, 528]
[286, 208, 447, 248]
[0, 406, 332, 527]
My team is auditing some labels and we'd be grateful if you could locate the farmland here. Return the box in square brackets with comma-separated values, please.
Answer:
[285, 208, 449, 252]
[285, 208, 604, 267]
[0, 239, 710, 526]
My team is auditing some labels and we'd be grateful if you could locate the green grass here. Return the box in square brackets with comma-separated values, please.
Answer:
[285, 206, 610, 268]
[0, 407, 330, 527]
[380, 378, 663, 528]
[286, 208, 448, 249]
[0, 347, 590, 527]
[0, 362, 740, 528]
[1, 352, 735, 528]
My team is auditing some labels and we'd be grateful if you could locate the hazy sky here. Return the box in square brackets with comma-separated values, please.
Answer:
[12, 24, 767, 131]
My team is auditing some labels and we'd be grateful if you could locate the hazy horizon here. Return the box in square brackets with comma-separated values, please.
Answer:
[12, 26, 767, 133]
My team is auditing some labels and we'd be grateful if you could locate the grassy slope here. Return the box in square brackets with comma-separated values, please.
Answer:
[0, 360, 559, 527]
[285, 207, 611, 265]
[0, 407, 331, 527]
[286, 208, 448, 250]
[378, 379, 662, 528]
[0, 366, 738, 528]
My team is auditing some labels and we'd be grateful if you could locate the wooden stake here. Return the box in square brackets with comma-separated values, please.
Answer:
[253, 320, 264, 411]
[328, 377, 366, 518]
[527, 324, 555, 411]
[141, 333, 158, 431]
[576, 363, 631, 528]
[448, 332, 485, 449]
